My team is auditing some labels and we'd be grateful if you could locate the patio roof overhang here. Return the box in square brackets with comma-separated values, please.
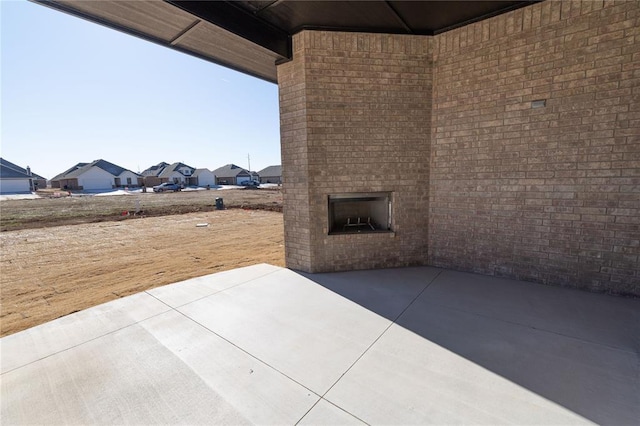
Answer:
[31, 0, 538, 83]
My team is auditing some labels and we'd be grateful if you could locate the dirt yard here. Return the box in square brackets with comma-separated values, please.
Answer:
[1, 205, 284, 337]
[1, 187, 283, 231]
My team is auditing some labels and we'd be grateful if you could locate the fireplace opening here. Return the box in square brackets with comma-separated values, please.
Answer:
[328, 193, 392, 234]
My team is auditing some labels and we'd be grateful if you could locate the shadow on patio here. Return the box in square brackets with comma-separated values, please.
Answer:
[300, 267, 639, 425]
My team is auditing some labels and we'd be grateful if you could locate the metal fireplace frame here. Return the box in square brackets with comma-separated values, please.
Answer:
[327, 192, 392, 235]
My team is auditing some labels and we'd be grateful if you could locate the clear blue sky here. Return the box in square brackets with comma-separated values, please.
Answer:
[1, 0, 281, 179]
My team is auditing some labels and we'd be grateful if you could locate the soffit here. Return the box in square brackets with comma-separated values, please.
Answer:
[33, 0, 284, 82]
[32, 1, 539, 83]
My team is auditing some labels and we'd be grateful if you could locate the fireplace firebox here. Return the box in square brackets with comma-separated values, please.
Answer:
[328, 193, 392, 234]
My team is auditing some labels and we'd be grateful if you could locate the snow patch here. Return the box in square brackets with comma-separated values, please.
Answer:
[0, 193, 42, 201]
[93, 189, 138, 197]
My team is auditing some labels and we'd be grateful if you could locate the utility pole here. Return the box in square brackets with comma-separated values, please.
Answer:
[248, 153, 251, 171]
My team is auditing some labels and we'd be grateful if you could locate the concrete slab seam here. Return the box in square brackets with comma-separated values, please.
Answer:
[171, 307, 323, 400]
[390, 270, 444, 324]
[295, 397, 371, 426]
[313, 270, 444, 417]
[3, 265, 283, 371]
[160, 268, 283, 309]
[0, 309, 172, 375]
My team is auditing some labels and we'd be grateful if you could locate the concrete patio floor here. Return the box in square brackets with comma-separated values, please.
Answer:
[1, 264, 638, 425]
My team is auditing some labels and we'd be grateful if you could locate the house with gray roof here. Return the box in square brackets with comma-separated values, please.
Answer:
[157, 162, 196, 185]
[50, 159, 142, 191]
[141, 162, 170, 177]
[0, 158, 47, 193]
[212, 164, 252, 185]
[257, 165, 282, 184]
[141, 161, 198, 186]
[140, 162, 168, 187]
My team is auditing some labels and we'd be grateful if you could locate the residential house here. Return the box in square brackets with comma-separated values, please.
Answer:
[51, 163, 87, 190]
[51, 159, 142, 191]
[191, 168, 216, 187]
[257, 165, 282, 184]
[212, 164, 252, 185]
[0, 158, 47, 193]
[140, 162, 169, 187]
[158, 162, 196, 186]
[141, 162, 198, 187]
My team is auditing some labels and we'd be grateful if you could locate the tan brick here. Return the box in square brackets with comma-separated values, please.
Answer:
[278, 1, 639, 294]
[429, 0, 639, 294]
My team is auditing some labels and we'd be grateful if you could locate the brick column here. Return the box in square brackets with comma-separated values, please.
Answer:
[278, 33, 313, 271]
[278, 31, 432, 272]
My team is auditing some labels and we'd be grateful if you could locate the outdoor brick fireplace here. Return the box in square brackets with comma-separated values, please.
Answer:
[328, 193, 392, 235]
[278, 31, 431, 273]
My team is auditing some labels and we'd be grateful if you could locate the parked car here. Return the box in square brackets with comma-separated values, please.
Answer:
[153, 182, 182, 192]
[240, 180, 260, 187]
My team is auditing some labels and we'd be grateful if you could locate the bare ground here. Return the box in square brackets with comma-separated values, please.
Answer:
[1, 188, 283, 232]
[1, 204, 284, 337]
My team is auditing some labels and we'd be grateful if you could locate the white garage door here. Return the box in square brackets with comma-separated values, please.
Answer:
[0, 179, 30, 194]
[236, 176, 251, 185]
[81, 178, 113, 190]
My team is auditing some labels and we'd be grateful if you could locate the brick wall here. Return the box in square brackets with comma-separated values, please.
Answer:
[430, 0, 640, 295]
[278, 31, 432, 272]
[278, 37, 313, 271]
[277, 1, 639, 295]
